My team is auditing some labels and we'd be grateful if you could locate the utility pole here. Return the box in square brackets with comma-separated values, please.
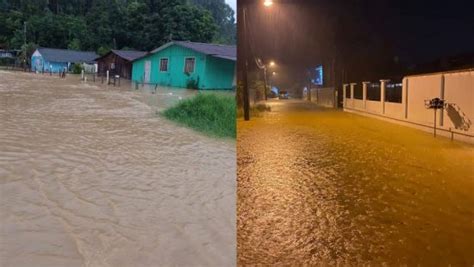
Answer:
[241, 5, 250, 121]
[307, 69, 312, 102]
[263, 67, 268, 101]
[23, 22, 27, 46]
[23, 21, 27, 70]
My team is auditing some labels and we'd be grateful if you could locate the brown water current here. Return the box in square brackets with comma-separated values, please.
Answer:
[0, 71, 236, 267]
[238, 100, 474, 266]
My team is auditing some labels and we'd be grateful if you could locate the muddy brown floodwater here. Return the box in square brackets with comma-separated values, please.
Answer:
[238, 99, 474, 266]
[0, 71, 236, 267]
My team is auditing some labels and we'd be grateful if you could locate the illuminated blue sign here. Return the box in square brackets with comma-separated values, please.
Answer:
[312, 65, 323, 86]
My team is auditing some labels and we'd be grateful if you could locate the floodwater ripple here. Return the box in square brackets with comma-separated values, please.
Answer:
[237, 100, 474, 266]
[0, 71, 236, 267]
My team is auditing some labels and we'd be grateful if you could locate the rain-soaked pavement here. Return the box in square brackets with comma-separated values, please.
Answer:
[0, 71, 236, 267]
[238, 99, 474, 266]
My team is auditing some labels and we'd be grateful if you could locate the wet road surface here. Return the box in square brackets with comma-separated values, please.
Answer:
[238, 99, 474, 266]
[0, 71, 236, 267]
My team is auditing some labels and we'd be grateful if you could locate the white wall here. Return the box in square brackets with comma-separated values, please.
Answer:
[384, 102, 404, 119]
[406, 74, 441, 125]
[443, 70, 473, 132]
[343, 69, 474, 143]
[366, 100, 382, 114]
[353, 99, 364, 110]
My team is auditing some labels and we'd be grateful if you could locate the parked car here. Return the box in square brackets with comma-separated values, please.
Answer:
[279, 90, 289, 99]
[268, 91, 278, 98]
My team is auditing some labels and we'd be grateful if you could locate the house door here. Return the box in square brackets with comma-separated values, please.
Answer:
[144, 60, 151, 83]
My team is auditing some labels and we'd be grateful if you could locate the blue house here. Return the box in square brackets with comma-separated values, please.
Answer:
[31, 48, 98, 73]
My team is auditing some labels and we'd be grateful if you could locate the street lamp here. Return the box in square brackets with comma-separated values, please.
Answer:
[264, 0, 273, 7]
[241, 0, 275, 121]
[269, 61, 275, 67]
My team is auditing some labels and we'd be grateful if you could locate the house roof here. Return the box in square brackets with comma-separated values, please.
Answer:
[95, 49, 147, 62]
[36, 48, 98, 64]
[145, 41, 236, 61]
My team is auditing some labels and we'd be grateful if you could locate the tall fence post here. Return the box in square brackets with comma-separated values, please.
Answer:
[343, 84, 349, 108]
[439, 75, 445, 126]
[350, 83, 356, 109]
[380, 79, 389, 114]
[350, 83, 355, 99]
[81, 69, 84, 81]
[106, 70, 109, 85]
[362, 81, 369, 109]
[403, 78, 409, 119]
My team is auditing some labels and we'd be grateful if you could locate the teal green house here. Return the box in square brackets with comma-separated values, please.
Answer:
[131, 41, 236, 90]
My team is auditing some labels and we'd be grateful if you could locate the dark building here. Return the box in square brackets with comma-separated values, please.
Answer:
[95, 50, 147, 79]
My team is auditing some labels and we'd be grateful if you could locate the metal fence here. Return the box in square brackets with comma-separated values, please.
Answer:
[367, 82, 381, 101]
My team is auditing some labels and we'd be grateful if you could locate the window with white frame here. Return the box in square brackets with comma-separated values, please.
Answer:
[160, 58, 169, 72]
[184, 58, 195, 73]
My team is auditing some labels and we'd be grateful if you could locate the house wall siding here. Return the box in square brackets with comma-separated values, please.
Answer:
[31, 53, 68, 73]
[204, 56, 235, 90]
[131, 44, 235, 90]
[132, 45, 206, 88]
[97, 53, 133, 79]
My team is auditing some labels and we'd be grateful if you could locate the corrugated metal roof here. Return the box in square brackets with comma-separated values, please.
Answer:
[37, 48, 98, 64]
[149, 41, 236, 61]
[98, 50, 147, 61]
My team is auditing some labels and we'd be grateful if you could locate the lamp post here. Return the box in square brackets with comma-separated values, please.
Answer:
[240, 2, 250, 121]
[261, 61, 276, 101]
[241, 0, 273, 120]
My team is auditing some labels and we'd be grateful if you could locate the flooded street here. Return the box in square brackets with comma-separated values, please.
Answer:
[0, 71, 236, 267]
[238, 99, 474, 265]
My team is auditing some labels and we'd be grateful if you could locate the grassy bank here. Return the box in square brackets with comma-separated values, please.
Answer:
[162, 93, 236, 138]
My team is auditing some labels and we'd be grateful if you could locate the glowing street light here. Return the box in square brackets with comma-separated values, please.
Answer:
[272, 71, 277, 76]
[264, 0, 273, 7]
[241, 0, 274, 120]
[269, 61, 276, 67]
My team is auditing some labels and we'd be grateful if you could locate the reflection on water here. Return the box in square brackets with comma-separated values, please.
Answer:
[0, 71, 236, 267]
[238, 100, 474, 266]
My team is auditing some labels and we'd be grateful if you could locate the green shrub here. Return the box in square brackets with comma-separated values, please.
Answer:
[186, 77, 200, 89]
[162, 93, 236, 138]
[72, 63, 83, 74]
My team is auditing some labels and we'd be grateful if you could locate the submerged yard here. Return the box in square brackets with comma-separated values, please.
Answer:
[0, 71, 236, 267]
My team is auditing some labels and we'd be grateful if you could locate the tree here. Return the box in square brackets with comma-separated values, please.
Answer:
[18, 42, 38, 68]
[68, 38, 81, 50]
[124, 1, 149, 49]
[160, 4, 217, 44]
[0, 0, 226, 51]
[189, 0, 236, 44]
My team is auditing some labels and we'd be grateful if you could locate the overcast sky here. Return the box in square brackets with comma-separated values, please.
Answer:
[225, 0, 236, 12]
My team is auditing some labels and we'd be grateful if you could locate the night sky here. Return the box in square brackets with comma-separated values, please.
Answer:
[239, 0, 474, 82]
